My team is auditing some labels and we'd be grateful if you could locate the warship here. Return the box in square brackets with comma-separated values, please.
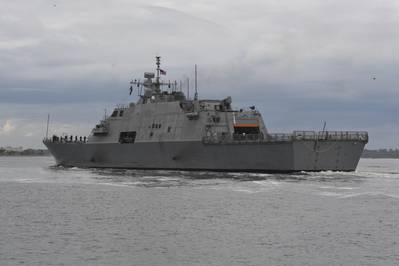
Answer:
[44, 57, 368, 172]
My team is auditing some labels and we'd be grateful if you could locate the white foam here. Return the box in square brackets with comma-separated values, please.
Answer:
[340, 192, 399, 199]
[154, 176, 180, 182]
[231, 188, 260, 194]
[317, 191, 345, 197]
[253, 180, 281, 186]
[319, 186, 355, 190]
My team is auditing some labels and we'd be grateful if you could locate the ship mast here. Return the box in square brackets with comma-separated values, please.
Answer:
[194, 64, 198, 100]
[155, 56, 161, 90]
[129, 56, 186, 100]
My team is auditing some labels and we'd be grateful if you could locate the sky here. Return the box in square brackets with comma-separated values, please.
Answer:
[0, 0, 398, 149]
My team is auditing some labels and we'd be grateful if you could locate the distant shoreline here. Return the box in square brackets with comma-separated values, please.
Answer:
[0, 149, 49, 156]
[362, 149, 399, 159]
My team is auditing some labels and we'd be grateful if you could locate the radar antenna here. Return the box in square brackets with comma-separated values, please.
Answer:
[129, 56, 185, 101]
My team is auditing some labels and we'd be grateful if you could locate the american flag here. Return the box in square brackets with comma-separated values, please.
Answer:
[159, 69, 166, 75]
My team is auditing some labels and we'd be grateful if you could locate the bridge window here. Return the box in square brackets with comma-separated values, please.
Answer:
[212, 116, 220, 123]
[111, 110, 118, 117]
[119, 131, 136, 144]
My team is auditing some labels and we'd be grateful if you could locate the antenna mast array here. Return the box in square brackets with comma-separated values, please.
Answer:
[155, 56, 161, 85]
[128, 56, 198, 101]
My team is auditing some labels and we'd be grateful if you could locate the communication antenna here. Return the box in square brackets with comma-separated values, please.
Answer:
[194, 64, 198, 100]
[321, 121, 327, 139]
[45, 114, 50, 140]
[137, 79, 141, 96]
[322, 121, 327, 133]
[314, 120, 327, 151]
[187, 78, 190, 99]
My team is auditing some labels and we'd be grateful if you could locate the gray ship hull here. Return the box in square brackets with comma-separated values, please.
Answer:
[43, 57, 368, 173]
[44, 140, 365, 172]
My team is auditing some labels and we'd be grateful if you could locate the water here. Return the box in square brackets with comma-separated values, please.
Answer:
[0, 157, 398, 266]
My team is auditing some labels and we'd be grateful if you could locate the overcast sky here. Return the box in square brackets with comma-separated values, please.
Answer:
[1, 0, 398, 148]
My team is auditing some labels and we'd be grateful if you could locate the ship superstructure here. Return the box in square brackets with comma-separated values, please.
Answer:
[44, 57, 368, 172]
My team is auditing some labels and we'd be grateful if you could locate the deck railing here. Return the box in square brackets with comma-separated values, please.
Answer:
[202, 131, 368, 144]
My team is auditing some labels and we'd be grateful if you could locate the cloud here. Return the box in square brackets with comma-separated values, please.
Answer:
[0, 120, 16, 135]
[0, 0, 399, 148]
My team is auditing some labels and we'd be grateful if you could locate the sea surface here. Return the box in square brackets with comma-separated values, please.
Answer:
[0, 157, 398, 266]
